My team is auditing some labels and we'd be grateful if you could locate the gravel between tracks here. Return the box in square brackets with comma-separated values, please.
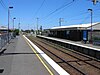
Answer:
[27, 36, 100, 75]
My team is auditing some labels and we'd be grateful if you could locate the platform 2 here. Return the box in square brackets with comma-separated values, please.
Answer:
[37, 35, 100, 60]
[0, 35, 69, 75]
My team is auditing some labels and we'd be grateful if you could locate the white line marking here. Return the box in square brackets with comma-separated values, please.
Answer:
[23, 35, 70, 75]
[38, 35, 100, 51]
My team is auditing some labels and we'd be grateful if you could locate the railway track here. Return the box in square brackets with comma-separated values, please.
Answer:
[38, 38, 100, 69]
[27, 36, 100, 75]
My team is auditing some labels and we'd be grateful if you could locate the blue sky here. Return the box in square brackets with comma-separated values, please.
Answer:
[0, 0, 100, 30]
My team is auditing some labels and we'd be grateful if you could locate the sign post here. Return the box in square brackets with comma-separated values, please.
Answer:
[83, 30, 88, 44]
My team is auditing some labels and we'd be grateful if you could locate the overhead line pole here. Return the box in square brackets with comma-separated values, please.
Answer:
[8, 7, 13, 43]
[37, 18, 39, 35]
[88, 9, 93, 44]
[59, 18, 64, 26]
[13, 17, 16, 30]
[18, 18, 20, 30]
[59, 18, 61, 26]
[8, 8, 9, 43]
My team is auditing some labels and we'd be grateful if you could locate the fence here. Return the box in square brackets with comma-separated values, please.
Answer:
[0, 33, 13, 50]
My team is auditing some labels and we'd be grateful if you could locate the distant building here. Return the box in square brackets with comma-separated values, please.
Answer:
[45, 22, 100, 41]
[0, 26, 8, 34]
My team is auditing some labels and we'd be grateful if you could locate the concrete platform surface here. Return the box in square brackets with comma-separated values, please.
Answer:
[0, 35, 59, 75]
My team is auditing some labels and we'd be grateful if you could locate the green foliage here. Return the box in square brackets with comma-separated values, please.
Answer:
[24, 30, 30, 33]
[8, 29, 16, 32]
[93, 37, 100, 41]
[14, 29, 19, 35]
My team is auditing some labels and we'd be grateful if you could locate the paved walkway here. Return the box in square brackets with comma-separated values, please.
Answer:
[0, 35, 59, 75]
[43, 35, 100, 50]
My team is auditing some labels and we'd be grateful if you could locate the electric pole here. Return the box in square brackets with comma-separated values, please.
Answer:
[18, 22, 20, 30]
[59, 18, 64, 26]
[88, 9, 93, 44]
[37, 18, 39, 34]
[18, 18, 20, 35]
[59, 18, 61, 26]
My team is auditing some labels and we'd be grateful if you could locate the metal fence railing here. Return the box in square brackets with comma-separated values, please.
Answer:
[0, 33, 13, 50]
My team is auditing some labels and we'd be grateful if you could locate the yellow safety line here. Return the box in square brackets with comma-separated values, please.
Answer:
[23, 36, 54, 75]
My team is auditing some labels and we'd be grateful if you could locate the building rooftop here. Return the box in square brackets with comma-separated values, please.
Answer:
[0, 26, 7, 30]
[51, 22, 100, 30]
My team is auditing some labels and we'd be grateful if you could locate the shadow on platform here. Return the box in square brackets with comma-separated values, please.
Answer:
[0, 52, 43, 56]
[0, 69, 4, 73]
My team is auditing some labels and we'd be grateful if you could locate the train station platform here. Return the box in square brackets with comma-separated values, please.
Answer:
[0, 35, 68, 75]
[38, 35, 100, 51]
[37, 35, 100, 60]
[59, 38, 100, 50]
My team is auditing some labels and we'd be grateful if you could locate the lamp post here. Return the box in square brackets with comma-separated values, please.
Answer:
[12, 17, 16, 38]
[13, 17, 16, 30]
[8, 6, 13, 43]
[88, 9, 93, 44]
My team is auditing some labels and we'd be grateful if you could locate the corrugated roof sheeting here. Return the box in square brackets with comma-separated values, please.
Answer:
[51, 22, 100, 30]
[87, 23, 100, 30]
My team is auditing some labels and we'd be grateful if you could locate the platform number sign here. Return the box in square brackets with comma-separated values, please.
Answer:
[83, 30, 87, 41]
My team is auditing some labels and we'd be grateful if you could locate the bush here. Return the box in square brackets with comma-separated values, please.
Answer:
[93, 37, 100, 41]
[14, 29, 19, 35]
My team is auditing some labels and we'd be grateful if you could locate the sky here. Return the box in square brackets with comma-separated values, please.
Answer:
[0, 0, 100, 30]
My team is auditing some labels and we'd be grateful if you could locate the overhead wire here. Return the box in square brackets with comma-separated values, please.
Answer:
[42, 0, 99, 27]
[42, 0, 85, 27]
[40, 0, 76, 26]
[64, 14, 90, 26]
[54, 10, 89, 25]
[33, 0, 46, 18]
[79, 13, 90, 24]
[0, 0, 14, 26]
[44, 12, 89, 27]
[78, 6, 100, 24]
[61, 11, 89, 25]
[0, 0, 7, 10]
[66, 11, 88, 20]
[42, 0, 75, 20]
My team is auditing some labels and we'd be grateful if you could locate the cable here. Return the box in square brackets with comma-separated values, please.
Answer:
[79, 14, 90, 24]
[41, 0, 99, 28]
[63, 11, 89, 22]
[40, 0, 75, 25]
[0, 0, 7, 10]
[33, 0, 46, 17]
[43, 0, 75, 19]
[0, 0, 14, 28]
[68, 11, 88, 19]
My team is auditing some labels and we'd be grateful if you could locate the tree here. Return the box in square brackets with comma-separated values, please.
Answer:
[14, 29, 19, 35]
